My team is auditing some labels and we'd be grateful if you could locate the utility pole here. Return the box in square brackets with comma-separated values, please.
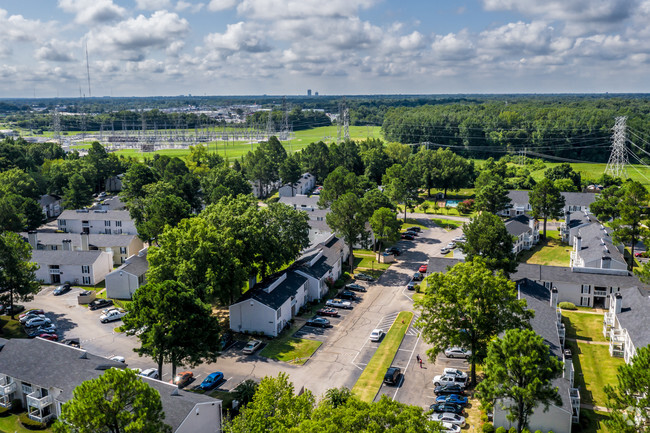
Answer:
[605, 116, 628, 178]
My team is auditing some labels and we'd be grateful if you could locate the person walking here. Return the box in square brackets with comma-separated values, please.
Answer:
[416, 354, 421, 363]
[419, 358, 423, 368]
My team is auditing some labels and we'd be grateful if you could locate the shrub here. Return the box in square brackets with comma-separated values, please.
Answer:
[19, 413, 47, 430]
[0, 406, 10, 417]
[414, 284, 421, 293]
[495, 428, 507, 433]
[482, 423, 495, 433]
[10, 399, 22, 414]
[508, 428, 517, 433]
[559, 302, 577, 310]
[457, 199, 475, 214]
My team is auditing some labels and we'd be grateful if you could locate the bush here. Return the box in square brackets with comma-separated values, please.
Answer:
[19, 413, 47, 430]
[457, 199, 475, 214]
[495, 428, 507, 433]
[0, 406, 10, 417]
[559, 302, 577, 310]
[482, 423, 495, 433]
[508, 429, 517, 433]
[414, 284, 421, 293]
[10, 399, 22, 414]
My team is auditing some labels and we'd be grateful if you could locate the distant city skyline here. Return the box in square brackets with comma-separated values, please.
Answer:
[1, 0, 650, 97]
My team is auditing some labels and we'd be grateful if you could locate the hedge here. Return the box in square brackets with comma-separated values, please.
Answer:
[19, 413, 47, 430]
[559, 301, 577, 310]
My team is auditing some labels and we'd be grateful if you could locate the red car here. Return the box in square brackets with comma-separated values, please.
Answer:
[635, 252, 647, 258]
[170, 371, 193, 388]
[419, 264, 428, 273]
[38, 333, 58, 341]
[317, 308, 339, 317]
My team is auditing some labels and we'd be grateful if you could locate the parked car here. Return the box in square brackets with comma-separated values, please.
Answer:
[100, 309, 126, 323]
[27, 325, 57, 338]
[242, 340, 263, 354]
[384, 367, 401, 385]
[434, 384, 465, 396]
[326, 299, 352, 309]
[447, 241, 457, 249]
[19, 309, 44, 321]
[110, 356, 126, 363]
[405, 229, 419, 236]
[419, 264, 428, 273]
[452, 235, 465, 242]
[140, 368, 160, 380]
[219, 333, 233, 351]
[316, 308, 339, 317]
[443, 368, 468, 380]
[37, 333, 58, 341]
[24, 316, 52, 328]
[408, 226, 421, 232]
[338, 290, 356, 300]
[433, 374, 467, 387]
[385, 246, 401, 256]
[401, 233, 414, 240]
[198, 372, 224, 390]
[102, 307, 119, 316]
[306, 317, 331, 328]
[53, 283, 71, 296]
[635, 251, 647, 257]
[407, 281, 416, 291]
[440, 422, 461, 433]
[170, 371, 193, 388]
[444, 347, 471, 359]
[369, 329, 384, 342]
[440, 247, 451, 255]
[412, 272, 423, 281]
[20, 313, 46, 325]
[3, 304, 24, 316]
[61, 338, 81, 348]
[429, 402, 463, 415]
[355, 273, 374, 282]
[89, 299, 113, 311]
[429, 412, 466, 427]
[435, 394, 468, 406]
[345, 283, 367, 292]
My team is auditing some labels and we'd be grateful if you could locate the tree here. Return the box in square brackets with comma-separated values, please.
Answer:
[362, 188, 394, 215]
[121, 163, 156, 203]
[369, 208, 401, 251]
[330, 140, 363, 175]
[529, 179, 565, 238]
[201, 165, 252, 204]
[383, 163, 419, 221]
[461, 213, 518, 275]
[544, 163, 581, 191]
[122, 281, 222, 378]
[416, 259, 530, 386]
[299, 141, 331, 182]
[279, 153, 302, 196]
[52, 368, 171, 433]
[417, 148, 474, 197]
[604, 345, 650, 432]
[475, 181, 511, 214]
[385, 141, 412, 166]
[477, 328, 563, 433]
[233, 379, 259, 408]
[224, 373, 315, 433]
[318, 167, 360, 208]
[0, 231, 41, 319]
[326, 193, 369, 269]
[63, 173, 93, 209]
[323, 387, 353, 409]
[362, 147, 391, 184]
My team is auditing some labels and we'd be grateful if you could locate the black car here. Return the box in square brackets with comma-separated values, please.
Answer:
[412, 272, 423, 282]
[316, 308, 339, 317]
[434, 384, 465, 396]
[429, 402, 464, 415]
[384, 367, 401, 385]
[338, 290, 356, 300]
[89, 299, 113, 311]
[345, 283, 367, 292]
[219, 333, 233, 351]
[405, 229, 419, 236]
[53, 283, 71, 296]
[27, 325, 57, 338]
[306, 317, 331, 328]
[61, 338, 81, 348]
[408, 226, 421, 232]
[401, 233, 415, 240]
[385, 247, 401, 256]
[355, 273, 374, 282]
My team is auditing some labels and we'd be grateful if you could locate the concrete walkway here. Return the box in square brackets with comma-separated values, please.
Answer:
[560, 308, 606, 315]
[566, 338, 609, 346]
[580, 403, 611, 412]
[406, 212, 471, 223]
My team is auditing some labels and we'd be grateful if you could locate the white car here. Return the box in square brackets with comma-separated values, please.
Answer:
[433, 374, 467, 387]
[443, 368, 468, 380]
[452, 236, 466, 242]
[100, 309, 126, 323]
[446, 241, 456, 249]
[440, 422, 461, 433]
[444, 347, 471, 359]
[101, 307, 119, 315]
[110, 356, 126, 363]
[140, 368, 160, 380]
[326, 299, 352, 309]
[369, 329, 384, 342]
[440, 247, 450, 255]
[24, 317, 52, 328]
[429, 412, 466, 427]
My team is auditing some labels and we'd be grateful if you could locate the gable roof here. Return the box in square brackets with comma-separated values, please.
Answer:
[234, 271, 308, 310]
[39, 194, 61, 207]
[31, 249, 107, 266]
[58, 209, 133, 221]
[574, 223, 626, 266]
[507, 190, 598, 208]
[615, 286, 650, 350]
[23, 232, 138, 249]
[511, 262, 637, 285]
[505, 216, 531, 237]
[112, 249, 149, 277]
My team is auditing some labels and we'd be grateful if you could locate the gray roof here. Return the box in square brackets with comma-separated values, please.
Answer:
[23, 232, 138, 248]
[93, 196, 126, 211]
[615, 286, 650, 350]
[511, 262, 639, 286]
[0, 338, 218, 432]
[427, 257, 463, 273]
[39, 194, 61, 207]
[113, 250, 149, 277]
[31, 249, 107, 266]
[574, 223, 625, 266]
[294, 252, 332, 279]
[505, 215, 531, 237]
[235, 271, 308, 309]
[507, 190, 530, 206]
[278, 194, 320, 210]
[516, 279, 572, 413]
[508, 190, 597, 208]
[563, 210, 594, 230]
[59, 209, 133, 221]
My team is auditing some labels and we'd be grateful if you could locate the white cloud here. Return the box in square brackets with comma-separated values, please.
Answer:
[176, 1, 205, 13]
[136, 0, 173, 9]
[479, 21, 555, 55]
[207, 0, 238, 12]
[58, 0, 126, 25]
[35, 40, 78, 62]
[204, 21, 270, 56]
[237, 0, 376, 20]
[431, 31, 476, 61]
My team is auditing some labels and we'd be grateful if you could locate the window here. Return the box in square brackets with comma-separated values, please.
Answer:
[82, 276, 91, 285]
[22, 383, 32, 394]
[114, 229, 122, 234]
[51, 245, 57, 250]
[120, 247, 127, 254]
[581, 285, 591, 294]
[138, 274, 145, 285]
[49, 265, 59, 270]
[580, 296, 591, 307]
[277, 308, 281, 319]
[59, 220, 66, 226]
[105, 220, 111, 226]
[115, 221, 122, 227]
[105, 228, 111, 234]
[81, 265, 90, 274]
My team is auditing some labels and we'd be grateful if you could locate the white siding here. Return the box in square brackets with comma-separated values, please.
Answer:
[229, 299, 276, 336]
[105, 270, 140, 299]
[33, 252, 113, 286]
[175, 401, 222, 433]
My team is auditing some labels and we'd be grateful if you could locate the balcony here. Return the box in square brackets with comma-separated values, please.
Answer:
[26, 390, 52, 411]
[28, 408, 55, 424]
[594, 290, 607, 297]
[0, 380, 16, 397]
[570, 388, 581, 424]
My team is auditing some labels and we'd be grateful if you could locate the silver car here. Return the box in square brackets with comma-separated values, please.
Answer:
[242, 340, 263, 355]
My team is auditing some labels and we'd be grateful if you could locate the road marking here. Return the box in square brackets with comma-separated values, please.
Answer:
[351, 312, 399, 369]
[392, 331, 421, 401]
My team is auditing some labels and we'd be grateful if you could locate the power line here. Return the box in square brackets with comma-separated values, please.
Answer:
[605, 116, 628, 178]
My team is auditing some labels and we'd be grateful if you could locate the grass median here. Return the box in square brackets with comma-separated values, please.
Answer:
[352, 311, 414, 402]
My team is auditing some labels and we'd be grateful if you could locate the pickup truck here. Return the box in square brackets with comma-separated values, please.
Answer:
[100, 309, 126, 323]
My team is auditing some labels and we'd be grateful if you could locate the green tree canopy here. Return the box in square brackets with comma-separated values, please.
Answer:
[318, 166, 361, 208]
[544, 163, 581, 190]
[475, 180, 511, 214]
[326, 192, 369, 269]
[460, 213, 517, 275]
[383, 163, 419, 221]
[529, 179, 565, 238]
[52, 368, 171, 433]
[63, 173, 93, 210]
[416, 259, 531, 385]
[369, 207, 402, 251]
[279, 153, 303, 195]
[0, 231, 40, 319]
[201, 165, 252, 204]
[477, 328, 563, 433]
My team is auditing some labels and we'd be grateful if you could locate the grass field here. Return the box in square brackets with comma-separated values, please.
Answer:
[0, 413, 52, 433]
[430, 218, 464, 230]
[517, 230, 572, 267]
[530, 162, 650, 187]
[562, 311, 607, 343]
[568, 340, 623, 406]
[352, 311, 413, 402]
[0, 315, 25, 339]
[259, 322, 322, 365]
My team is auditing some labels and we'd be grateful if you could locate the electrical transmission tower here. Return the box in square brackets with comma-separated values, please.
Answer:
[53, 109, 61, 146]
[343, 107, 350, 142]
[266, 110, 274, 139]
[281, 96, 289, 140]
[605, 116, 628, 178]
[337, 100, 342, 144]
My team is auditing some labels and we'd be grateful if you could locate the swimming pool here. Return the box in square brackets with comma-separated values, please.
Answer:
[445, 200, 461, 208]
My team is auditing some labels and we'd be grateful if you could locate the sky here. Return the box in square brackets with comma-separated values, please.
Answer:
[1, 0, 650, 97]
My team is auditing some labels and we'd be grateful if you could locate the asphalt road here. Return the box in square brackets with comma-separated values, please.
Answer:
[20, 216, 468, 407]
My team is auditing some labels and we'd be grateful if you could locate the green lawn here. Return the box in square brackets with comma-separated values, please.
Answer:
[575, 409, 612, 433]
[0, 413, 53, 433]
[530, 162, 650, 188]
[517, 230, 571, 266]
[259, 323, 322, 365]
[562, 311, 607, 342]
[567, 340, 624, 406]
[430, 218, 464, 230]
[0, 316, 26, 339]
[352, 311, 413, 402]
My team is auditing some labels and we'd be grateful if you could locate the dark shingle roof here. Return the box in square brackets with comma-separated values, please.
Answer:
[616, 286, 650, 350]
[235, 271, 308, 310]
[511, 262, 637, 285]
[574, 223, 625, 266]
[508, 190, 597, 209]
[505, 218, 531, 237]
[294, 254, 331, 279]
[31, 250, 106, 266]
[39, 194, 61, 207]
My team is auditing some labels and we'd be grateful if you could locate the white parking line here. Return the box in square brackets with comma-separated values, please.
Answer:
[351, 313, 399, 369]
[392, 331, 421, 401]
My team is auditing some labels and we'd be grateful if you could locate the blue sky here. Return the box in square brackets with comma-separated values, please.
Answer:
[0, 0, 649, 97]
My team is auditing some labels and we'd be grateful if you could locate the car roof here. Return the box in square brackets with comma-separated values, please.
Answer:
[207, 372, 222, 378]
[371, 329, 382, 333]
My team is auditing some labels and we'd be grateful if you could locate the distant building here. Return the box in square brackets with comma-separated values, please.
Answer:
[504, 215, 539, 254]
[278, 173, 316, 198]
[307, 89, 312, 96]
[501, 191, 598, 217]
[39, 194, 62, 219]
[57, 209, 137, 235]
